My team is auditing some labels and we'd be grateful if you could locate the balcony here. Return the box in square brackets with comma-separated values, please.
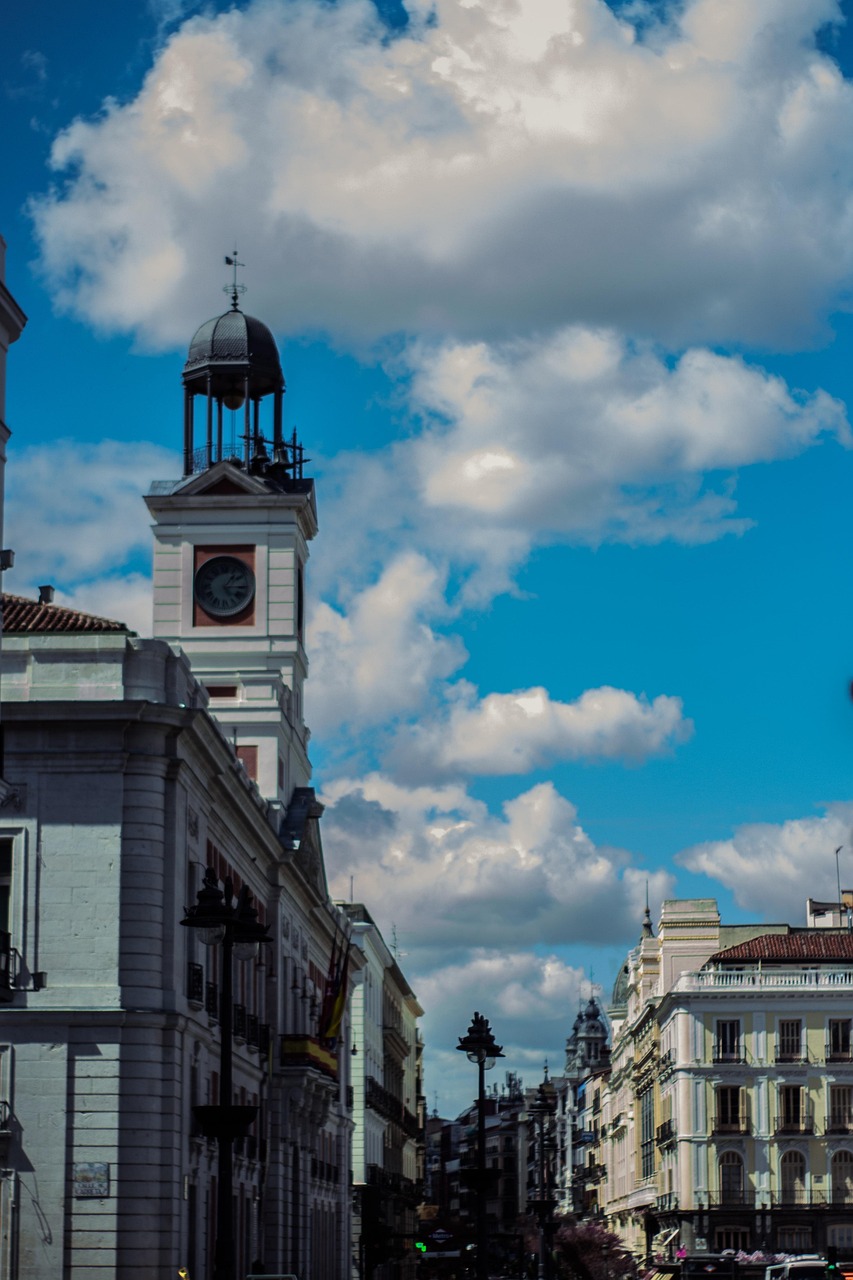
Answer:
[656, 1120, 676, 1146]
[708, 1189, 756, 1207]
[676, 966, 853, 993]
[826, 1046, 853, 1064]
[826, 1120, 853, 1135]
[711, 1115, 750, 1135]
[775, 1045, 809, 1064]
[279, 1034, 338, 1082]
[205, 980, 219, 1021]
[773, 1116, 815, 1136]
[712, 1046, 746, 1064]
[233, 1003, 247, 1041]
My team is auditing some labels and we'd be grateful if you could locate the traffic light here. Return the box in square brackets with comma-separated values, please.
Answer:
[416, 1241, 427, 1254]
[827, 1246, 839, 1277]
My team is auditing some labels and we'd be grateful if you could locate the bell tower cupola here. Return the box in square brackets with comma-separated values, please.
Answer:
[146, 260, 317, 808]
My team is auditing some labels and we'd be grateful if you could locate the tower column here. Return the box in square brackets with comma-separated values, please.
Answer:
[183, 388, 194, 476]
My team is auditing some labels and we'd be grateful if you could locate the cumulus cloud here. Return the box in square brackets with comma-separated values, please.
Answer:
[307, 552, 466, 736]
[30, 0, 853, 349]
[416, 951, 597, 1112]
[312, 327, 848, 602]
[3, 439, 178, 592]
[391, 683, 692, 779]
[322, 773, 675, 957]
[677, 803, 853, 920]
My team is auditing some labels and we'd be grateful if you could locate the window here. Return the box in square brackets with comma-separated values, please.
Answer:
[640, 1087, 655, 1180]
[828, 1224, 853, 1249]
[716, 1086, 744, 1132]
[829, 1020, 852, 1061]
[715, 1227, 749, 1251]
[830, 1086, 853, 1132]
[778, 1226, 813, 1252]
[0, 839, 13, 1001]
[716, 1020, 742, 1062]
[719, 1151, 745, 1205]
[780, 1150, 806, 1204]
[778, 1019, 803, 1061]
[778, 1085, 802, 1132]
[832, 1151, 853, 1204]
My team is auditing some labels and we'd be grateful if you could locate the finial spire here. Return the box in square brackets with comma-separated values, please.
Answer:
[223, 249, 246, 311]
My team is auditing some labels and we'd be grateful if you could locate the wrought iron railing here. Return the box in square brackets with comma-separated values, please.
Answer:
[187, 961, 204, 1004]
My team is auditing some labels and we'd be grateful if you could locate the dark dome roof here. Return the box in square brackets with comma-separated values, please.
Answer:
[611, 963, 629, 1012]
[183, 308, 283, 397]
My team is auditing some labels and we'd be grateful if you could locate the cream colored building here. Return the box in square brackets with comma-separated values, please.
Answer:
[604, 898, 853, 1259]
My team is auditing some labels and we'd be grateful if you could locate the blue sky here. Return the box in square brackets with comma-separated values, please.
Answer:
[3, 0, 853, 1112]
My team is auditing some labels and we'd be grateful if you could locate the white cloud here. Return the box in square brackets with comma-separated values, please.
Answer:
[677, 803, 853, 919]
[391, 682, 692, 779]
[312, 327, 847, 605]
[49, 574, 154, 637]
[322, 773, 675, 955]
[3, 439, 179, 591]
[306, 552, 466, 736]
[417, 951, 596, 1113]
[30, 0, 853, 349]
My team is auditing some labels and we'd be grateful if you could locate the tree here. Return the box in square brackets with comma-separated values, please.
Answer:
[551, 1218, 639, 1280]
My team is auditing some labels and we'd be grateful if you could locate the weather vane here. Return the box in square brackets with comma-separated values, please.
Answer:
[224, 248, 246, 310]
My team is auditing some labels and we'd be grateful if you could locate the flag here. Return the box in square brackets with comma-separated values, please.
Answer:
[324, 941, 351, 1046]
[225, 256, 234, 265]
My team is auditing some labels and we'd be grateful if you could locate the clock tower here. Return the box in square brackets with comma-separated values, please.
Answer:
[146, 293, 317, 805]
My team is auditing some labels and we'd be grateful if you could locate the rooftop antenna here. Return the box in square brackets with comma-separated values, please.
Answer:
[391, 924, 407, 960]
[349, 875, 354, 904]
[224, 248, 246, 311]
[836, 846, 844, 924]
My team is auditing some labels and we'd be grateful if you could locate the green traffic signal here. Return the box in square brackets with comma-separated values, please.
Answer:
[416, 1242, 427, 1253]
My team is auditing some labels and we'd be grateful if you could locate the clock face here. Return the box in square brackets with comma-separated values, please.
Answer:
[194, 556, 256, 619]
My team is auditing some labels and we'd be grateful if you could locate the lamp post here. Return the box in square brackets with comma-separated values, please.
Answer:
[457, 1011, 504, 1280]
[527, 1084, 557, 1280]
[181, 867, 270, 1280]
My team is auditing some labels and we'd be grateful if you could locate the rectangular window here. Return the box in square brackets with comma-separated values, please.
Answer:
[830, 1085, 853, 1132]
[830, 1020, 852, 1061]
[779, 1085, 802, 1131]
[716, 1020, 741, 1061]
[640, 1088, 655, 1180]
[778, 1019, 803, 1061]
[716, 1086, 742, 1131]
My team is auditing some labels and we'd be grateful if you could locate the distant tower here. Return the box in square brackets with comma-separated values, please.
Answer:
[566, 996, 611, 1079]
[146, 274, 315, 806]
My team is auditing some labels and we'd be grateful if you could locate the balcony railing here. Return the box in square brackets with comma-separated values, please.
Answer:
[711, 1115, 750, 1135]
[247, 1014, 259, 1049]
[775, 1043, 809, 1064]
[676, 967, 853, 993]
[826, 1046, 853, 1063]
[708, 1189, 756, 1207]
[656, 1120, 675, 1146]
[712, 1046, 746, 1064]
[279, 1034, 338, 1082]
[205, 980, 219, 1021]
[233, 1003, 247, 1041]
[826, 1120, 853, 1134]
[774, 1116, 815, 1135]
[0, 931, 13, 1002]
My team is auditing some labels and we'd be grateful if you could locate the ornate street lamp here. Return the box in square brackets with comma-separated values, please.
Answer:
[527, 1083, 557, 1280]
[457, 1012, 504, 1280]
[182, 867, 270, 1280]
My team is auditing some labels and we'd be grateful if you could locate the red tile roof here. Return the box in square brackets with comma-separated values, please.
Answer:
[1, 593, 131, 635]
[709, 933, 853, 964]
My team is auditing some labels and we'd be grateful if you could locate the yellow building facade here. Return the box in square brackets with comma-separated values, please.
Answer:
[602, 899, 853, 1259]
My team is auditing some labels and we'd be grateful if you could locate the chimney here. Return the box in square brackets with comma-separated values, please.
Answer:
[37, 585, 54, 605]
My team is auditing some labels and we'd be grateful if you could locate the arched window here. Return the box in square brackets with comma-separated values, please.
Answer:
[833, 1150, 853, 1205]
[780, 1150, 807, 1204]
[719, 1151, 744, 1205]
